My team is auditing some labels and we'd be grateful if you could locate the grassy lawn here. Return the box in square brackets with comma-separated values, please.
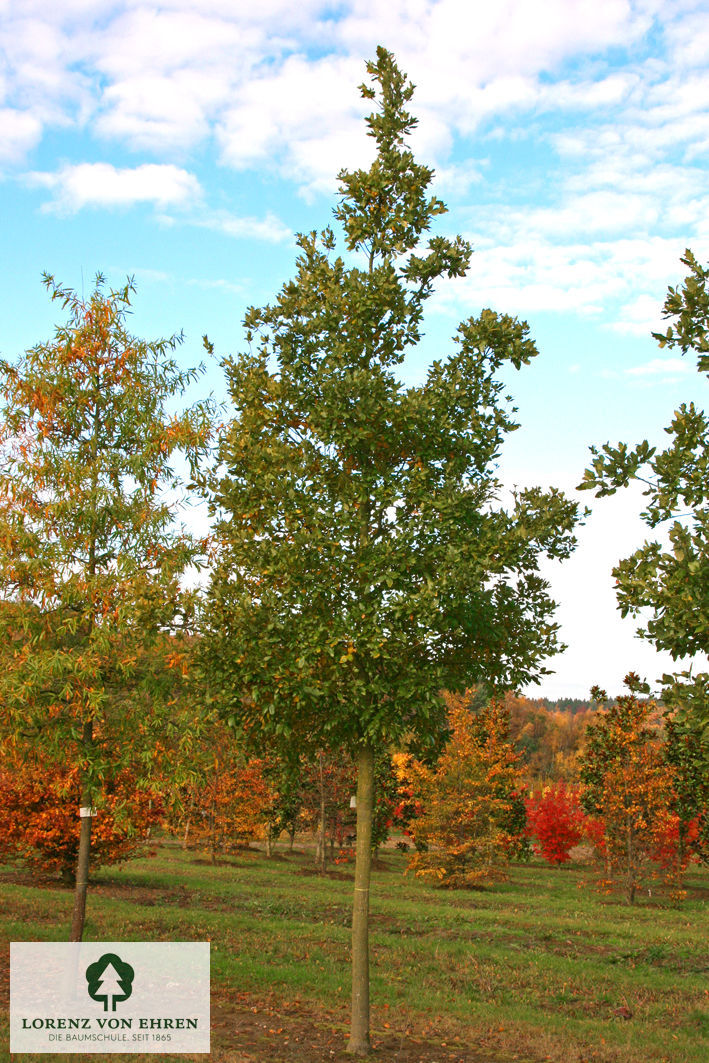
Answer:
[1, 841, 707, 1062]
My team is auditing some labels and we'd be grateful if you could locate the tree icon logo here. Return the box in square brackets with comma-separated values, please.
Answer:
[85, 953, 135, 1011]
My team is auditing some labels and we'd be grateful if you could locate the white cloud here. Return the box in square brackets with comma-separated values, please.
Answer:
[2, 0, 708, 328]
[433, 159, 485, 197]
[664, 6, 709, 69]
[215, 52, 372, 191]
[0, 0, 671, 181]
[612, 294, 669, 337]
[431, 235, 692, 321]
[127, 267, 172, 284]
[0, 107, 42, 160]
[196, 209, 292, 243]
[23, 159, 291, 242]
[186, 277, 245, 295]
[88, 6, 263, 151]
[624, 356, 692, 376]
[95, 74, 213, 151]
[27, 162, 203, 213]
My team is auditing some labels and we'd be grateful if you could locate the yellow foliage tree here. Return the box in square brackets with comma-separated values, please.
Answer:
[399, 692, 526, 887]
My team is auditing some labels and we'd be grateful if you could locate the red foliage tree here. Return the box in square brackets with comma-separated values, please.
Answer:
[650, 814, 701, 877]
[525, 781, 586, 865]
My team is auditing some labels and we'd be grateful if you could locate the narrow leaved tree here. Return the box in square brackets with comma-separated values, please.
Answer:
[202, 48, 580, 1053]
[0, 274, 212, 940]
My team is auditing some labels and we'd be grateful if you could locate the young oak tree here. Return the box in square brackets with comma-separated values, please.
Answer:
[0, 274, 212, 940]
[201, 48, 580, 1054]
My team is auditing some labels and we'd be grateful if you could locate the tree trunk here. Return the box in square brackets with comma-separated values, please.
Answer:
[182, 817, 191, 850]
[347, 745, 374, 1056]
[70, 722, 94, 942]
[626, 823, 635, 905]
[317, 751, 327, 873]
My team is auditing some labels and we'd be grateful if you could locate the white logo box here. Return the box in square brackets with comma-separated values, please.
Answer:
[11, 942, 210, 1054]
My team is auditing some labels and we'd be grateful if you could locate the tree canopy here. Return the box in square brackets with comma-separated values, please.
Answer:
[201, 46, 581, 1054]
[0, 273, 213, 937]
[579, 250, 709, 733]
[203, 48, 580, 759]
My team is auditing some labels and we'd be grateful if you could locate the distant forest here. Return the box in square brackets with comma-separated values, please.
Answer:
[536, 698, 590, 715]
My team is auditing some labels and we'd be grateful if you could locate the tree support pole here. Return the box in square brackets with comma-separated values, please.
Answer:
[347, 745, 374, 1056]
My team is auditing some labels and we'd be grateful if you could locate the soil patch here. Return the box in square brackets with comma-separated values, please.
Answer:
[210, 990, 507, 1062]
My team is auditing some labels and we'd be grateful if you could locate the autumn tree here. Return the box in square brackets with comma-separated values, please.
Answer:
[402, 692, 527, 886]
[299, 749, 400, 868]
[0, 274, 212, 940]
[201, 48, 580, 1053]
[298, 750, 356, 870]
[579, 677, 677, 903]
[525, 781, 586, 865]
[578, 250, 709, 741]
[170, 729, 278, 860]
[0, 751, 162, 882]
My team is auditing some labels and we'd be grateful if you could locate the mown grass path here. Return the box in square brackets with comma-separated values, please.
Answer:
[1, 842, 707, 1062]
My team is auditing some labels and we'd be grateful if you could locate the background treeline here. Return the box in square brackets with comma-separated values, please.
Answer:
[505, 692, 664, 784]
[533, 697, 591, 715]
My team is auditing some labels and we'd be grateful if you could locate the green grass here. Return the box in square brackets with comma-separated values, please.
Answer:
[1, 842, 707, 1061]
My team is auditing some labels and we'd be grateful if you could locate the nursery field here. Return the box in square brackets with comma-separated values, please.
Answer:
[1, 842, 708, 1063]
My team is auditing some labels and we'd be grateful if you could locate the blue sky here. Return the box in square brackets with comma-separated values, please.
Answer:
[2, 0, 708, 699]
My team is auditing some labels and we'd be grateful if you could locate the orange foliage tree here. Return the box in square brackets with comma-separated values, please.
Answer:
[579, 676, 680, 903]
[168, 721, 280, 860]
[0, 752, 161, 882]
[399, 692, 527, 887]
[0, 275, 213, 939]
